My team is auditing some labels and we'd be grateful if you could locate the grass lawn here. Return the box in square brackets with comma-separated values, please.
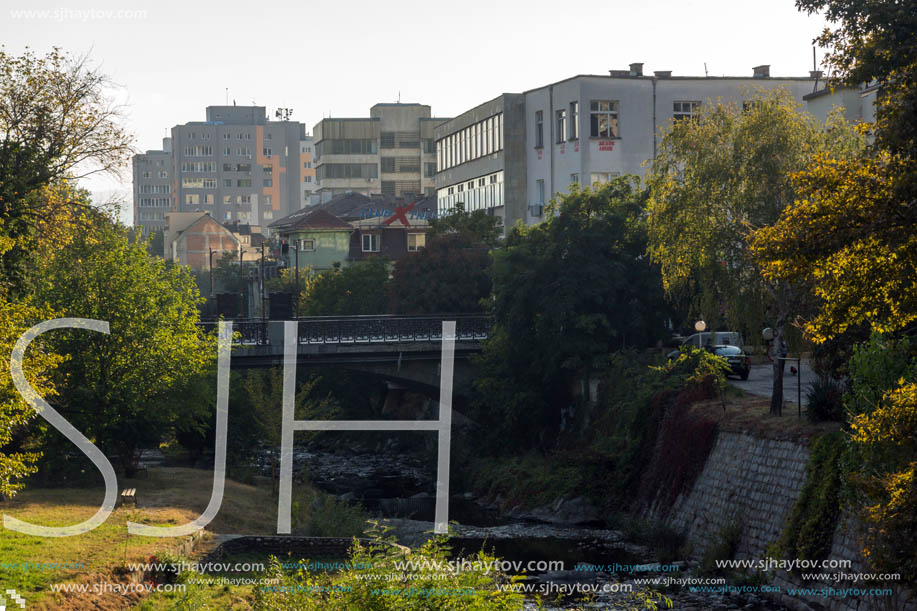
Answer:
[0, 467, 321, 609]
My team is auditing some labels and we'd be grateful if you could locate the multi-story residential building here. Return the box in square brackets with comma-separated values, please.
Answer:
[132, 137, 173, 236]
[312, 103, 449, 203]
[169, 106, 308, 232]
[435, 64, 822, 229]
[804, 78, 879, 124]
[133, 106, 313, 240]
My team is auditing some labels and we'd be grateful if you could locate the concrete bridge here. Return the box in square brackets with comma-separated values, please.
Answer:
[198, 315, 490, 393]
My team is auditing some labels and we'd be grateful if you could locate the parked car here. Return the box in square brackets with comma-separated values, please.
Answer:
[667, 342, 751, 380]
[711, 344, 751, 380]
[677, 331, 743, 348]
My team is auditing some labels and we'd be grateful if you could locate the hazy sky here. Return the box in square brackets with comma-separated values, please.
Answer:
[2, 0, 829, 224]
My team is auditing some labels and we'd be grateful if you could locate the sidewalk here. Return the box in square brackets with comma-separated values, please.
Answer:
[728, 359, 814, 408]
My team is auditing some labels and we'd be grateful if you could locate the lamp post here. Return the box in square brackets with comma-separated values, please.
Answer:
[695, 320, 706, 347]
[208, 247, 216, 318]
[291, 241, 300, 318]
[238, 245, 245, 318]
[260, 242, 266, 323]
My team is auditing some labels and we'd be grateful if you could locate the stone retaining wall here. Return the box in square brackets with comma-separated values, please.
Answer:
[646, 430, 915, 611]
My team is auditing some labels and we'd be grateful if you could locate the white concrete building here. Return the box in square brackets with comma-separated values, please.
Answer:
[436, 64, 823, 229]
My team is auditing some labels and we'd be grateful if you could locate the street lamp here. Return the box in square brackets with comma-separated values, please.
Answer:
[695, 320, 706, 347]
[208, 248, 217, 317]
[290, 240, 300, 318]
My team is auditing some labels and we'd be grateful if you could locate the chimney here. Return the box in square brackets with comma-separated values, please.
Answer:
[809, 70, 823, 79]
[629, 62, 644, 77]
[753, 65, 770, 78]
[654, 70, 672, 78]
[609, 69, 629, 77]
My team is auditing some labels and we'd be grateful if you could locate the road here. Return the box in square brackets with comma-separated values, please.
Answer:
[728, 359, 815, 408]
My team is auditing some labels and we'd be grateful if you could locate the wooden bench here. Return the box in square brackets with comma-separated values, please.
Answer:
[120, 488, 137, 508]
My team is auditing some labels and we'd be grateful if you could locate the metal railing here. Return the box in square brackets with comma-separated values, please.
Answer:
[197, 315, 490, 346]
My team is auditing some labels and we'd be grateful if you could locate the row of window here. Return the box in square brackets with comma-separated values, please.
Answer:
[139, 198, 170, 208]
[138, 211, 165, 221]
[184, 146, 283, 157]
[141, 170, 169, 179]
[139, 184, 171, 194]
[316, 163, 379, 180]
[315, 138, 378, 158]
[438, 171, 504, 215]
[436, 113, 503, 172]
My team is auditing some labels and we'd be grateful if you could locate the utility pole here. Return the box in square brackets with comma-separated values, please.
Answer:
[238, 246, 244, 319]
[260, 242, 266, 322]
[209, 248, 215, 318]
[293, 241, 300, 318]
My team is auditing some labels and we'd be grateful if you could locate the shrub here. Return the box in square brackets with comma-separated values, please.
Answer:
[252, 523, 524, 610]
[778, 432, 845, 568]
[805, 377, 846, 422]
[699, 520, 743, 576]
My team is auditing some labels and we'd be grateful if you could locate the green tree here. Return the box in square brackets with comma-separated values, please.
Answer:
[301, 257, 391, 316]
[35, 210, 215, 476]
[389, 234, 491, 314]
[243, 369, 338, 492]
[0, 47, 133, 291]
[428, 204, 502, 247]
[474, 178, 668, 450]
[0, 295, 61, 498]
[646, 89, 865, 415]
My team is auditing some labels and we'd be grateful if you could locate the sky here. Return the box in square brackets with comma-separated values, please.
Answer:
[1, 0, 830, 225]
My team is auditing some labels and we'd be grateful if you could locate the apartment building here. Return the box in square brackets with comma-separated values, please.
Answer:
[132, 137, 173, 236]
[435, 64, 822, 229]
[313, 103, 449, 203]
[133, 106, 313, 239]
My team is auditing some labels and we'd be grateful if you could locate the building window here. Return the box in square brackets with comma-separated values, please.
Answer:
[381, 157, 395, 173]
[264, 195, 272, 206]
[202, 178, 217, 188]
[184, 145, 212, 156]
[159, 170, 168, 178]
[263, 147, 272, 157]
[555, 109, 566, 143]
[223, 179, 232, 187]
[222, 133, 230, 140]
[300, 238, 315, 251]
[571, 173, 579, 184]
[265, 133, 272, 140]
[673, 101, 701, 121]
[362, 233, 380, 252]
[223, 147, 232, 156]
[205, 194, 214, 204]
[535, 111, 543, 148]
[142, 171, 151, 178]
[223, 195, 232, 204]
[185, 194, 200, 205]
[590, 171, 620, 184]
[263, 211, 273, 219]
[304, 176, 312, 183]
[536, 179, 545, 205]
[569, 102, 579, 139]
[263, 178, 272, 187]
[237, 179, 252, 187]
[407, 233, 425, 252]
[239, 195, 252, 204]
[424, 162, 436, 178]
[590, 101, 619, 138]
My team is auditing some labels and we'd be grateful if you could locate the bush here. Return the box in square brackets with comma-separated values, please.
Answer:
[699, 520, 743, 576]
[252, 523, 524, 610]
[779, 432, 845, 568]
[805, 377, 846, 422]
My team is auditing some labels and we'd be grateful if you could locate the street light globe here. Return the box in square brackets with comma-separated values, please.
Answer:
[695, 320, 706, 333]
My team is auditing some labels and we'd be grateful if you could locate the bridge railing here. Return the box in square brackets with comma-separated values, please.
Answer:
[196, 315, 490, 346]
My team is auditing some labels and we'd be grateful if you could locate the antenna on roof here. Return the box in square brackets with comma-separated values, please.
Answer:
[398, 91, 401, 103]
[704, 62, 709, 77]
[225, 87, 228, 105]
